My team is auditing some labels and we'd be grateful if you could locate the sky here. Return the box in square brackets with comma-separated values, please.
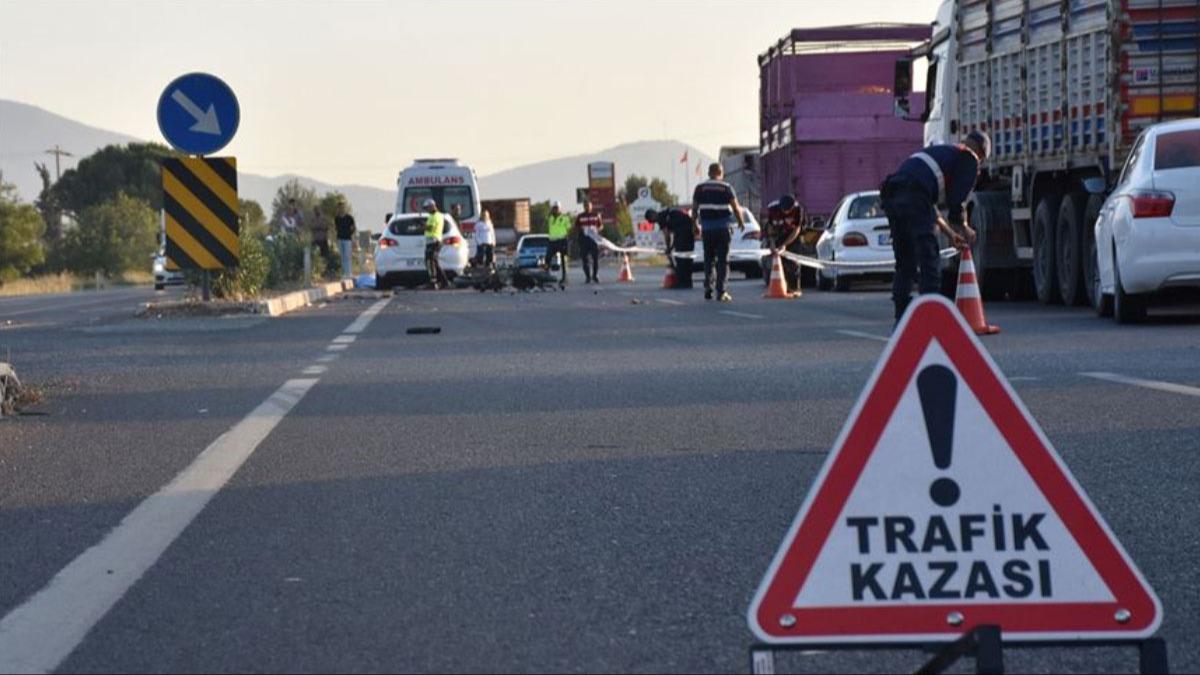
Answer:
[0, 0, 940, 189]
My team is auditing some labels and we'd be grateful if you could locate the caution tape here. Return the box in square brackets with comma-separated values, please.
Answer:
[600, 236, 960, 272]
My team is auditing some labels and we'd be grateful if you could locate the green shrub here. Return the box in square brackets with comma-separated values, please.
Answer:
[212, 230, 270, 300]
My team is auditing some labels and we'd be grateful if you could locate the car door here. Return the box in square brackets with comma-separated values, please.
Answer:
[1096, 133, 1147, 291]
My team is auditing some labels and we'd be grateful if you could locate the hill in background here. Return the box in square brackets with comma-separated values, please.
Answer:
[1, 99, 722, 229]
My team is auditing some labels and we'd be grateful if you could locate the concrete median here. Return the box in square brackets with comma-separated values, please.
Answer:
[256, 279, 355, 317]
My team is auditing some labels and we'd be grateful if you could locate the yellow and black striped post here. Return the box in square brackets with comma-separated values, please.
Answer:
[162, 157, 239, 272]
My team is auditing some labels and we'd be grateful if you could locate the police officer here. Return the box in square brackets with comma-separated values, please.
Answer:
[881, 130, 990, 320]
[764, 194, 806, 293]
[692, 163, 746, 302]
[575, 200, 603, 284]
[422, 198, 446, 289]
[647, 206, 695, 289]
[546, 201, 571, 289]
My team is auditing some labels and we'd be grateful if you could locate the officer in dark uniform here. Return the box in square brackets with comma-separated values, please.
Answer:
[647, 207, 696, 289]
[880, 130, 991, 320]
[692, 163, 745, 302]
[764, 195, 806, 291]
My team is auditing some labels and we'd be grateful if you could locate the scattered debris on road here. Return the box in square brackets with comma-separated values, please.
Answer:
[406, 327, 441, 335]
[0, 363, 23, 418]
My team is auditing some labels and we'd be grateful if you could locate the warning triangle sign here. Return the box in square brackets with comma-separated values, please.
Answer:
[748, 295, 1161, 644]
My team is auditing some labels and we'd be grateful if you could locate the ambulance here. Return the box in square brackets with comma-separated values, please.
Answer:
[395, 159, 483, 251]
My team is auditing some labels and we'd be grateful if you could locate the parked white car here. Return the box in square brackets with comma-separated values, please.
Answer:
[374, 214, 470, 289]
[1092, 119, 1200, 323]
[815, 191, 894, 291]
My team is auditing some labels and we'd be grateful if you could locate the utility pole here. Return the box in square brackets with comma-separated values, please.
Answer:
[45, 145, 74, 181]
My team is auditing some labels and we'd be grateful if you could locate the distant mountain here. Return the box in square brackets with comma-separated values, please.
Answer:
[478, 140, 716, 207]
[0, 99, 718, 231]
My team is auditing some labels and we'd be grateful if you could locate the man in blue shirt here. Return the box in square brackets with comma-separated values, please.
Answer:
[881, 130, 990, 320]
[692, 163, 746, 302]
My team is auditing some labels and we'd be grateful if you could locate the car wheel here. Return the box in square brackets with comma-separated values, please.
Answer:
[834, 271, 851, 292]
[154, 284, 165, 291]
[1056, 193, 1087, 306]
[1081, 195, 1104, 309]
[1033, 196, 1062, 304]
[375, 274, 390, 291]
[1112, 246, 1146, 324]
[817, 268, 833, 291]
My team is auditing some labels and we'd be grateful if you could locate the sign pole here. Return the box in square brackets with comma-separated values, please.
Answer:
[201, 270, 211, 302]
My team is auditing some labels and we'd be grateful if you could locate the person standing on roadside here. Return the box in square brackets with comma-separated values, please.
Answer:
[648, 206, 695, 289]
[282, 199, 302, 235]
[765, 194, 806, 293]
[334, 201, 357, 279]
[474, 209, 497, 269]
[311, 205, 331, 263]
[880, 130, 989, 321]
[423, 198, 446, 289]
[692, 163, 745, 302]
[574, 200, 603, 284]
[545, 201, 571, 289]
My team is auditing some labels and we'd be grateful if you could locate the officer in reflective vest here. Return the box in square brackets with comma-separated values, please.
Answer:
[546, 201, 572, 289]
[880, 130, 991, 321]
[423, 198, 446, 289]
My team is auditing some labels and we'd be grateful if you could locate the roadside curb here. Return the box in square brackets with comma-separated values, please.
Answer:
[257, 280, 355, 317]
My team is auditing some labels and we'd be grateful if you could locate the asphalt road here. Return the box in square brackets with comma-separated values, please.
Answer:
[0, 268, 1197, 674]
[0, 286, 182, 333]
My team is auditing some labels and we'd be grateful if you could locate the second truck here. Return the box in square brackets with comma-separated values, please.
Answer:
[895, 0, 1200, 305]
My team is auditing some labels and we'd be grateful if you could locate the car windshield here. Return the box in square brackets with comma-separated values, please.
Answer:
[388, 218, 425, 236]
[519, 237, 548, 252]
[402, 186, 476, 218]
[1154, 129, 1200, 171]
[848, 195, 884, 220]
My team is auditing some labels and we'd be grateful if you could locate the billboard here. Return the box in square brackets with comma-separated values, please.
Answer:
[587, 161, 617, 222]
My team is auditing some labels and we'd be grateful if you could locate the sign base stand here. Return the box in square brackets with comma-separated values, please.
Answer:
[749, 628, 1169, 675]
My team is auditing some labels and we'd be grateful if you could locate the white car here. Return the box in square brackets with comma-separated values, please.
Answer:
[374, 214, 470, 289]
[1092, 119, 1200, 323]
[815, 191, 894, 291]
[687, 207, 764, 279]
[152, 252, 185, 291]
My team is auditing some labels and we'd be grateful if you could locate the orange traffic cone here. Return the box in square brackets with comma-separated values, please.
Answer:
[955, 247, 999, 335]
[763, 253, 795, 299]
[662, 266, 676, 289]
[618, 254, 635, 283]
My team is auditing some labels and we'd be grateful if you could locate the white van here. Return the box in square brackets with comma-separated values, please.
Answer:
[396, 159, 482, 251]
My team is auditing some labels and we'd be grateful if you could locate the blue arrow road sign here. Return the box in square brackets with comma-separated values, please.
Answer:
[156, 73, 240, 155]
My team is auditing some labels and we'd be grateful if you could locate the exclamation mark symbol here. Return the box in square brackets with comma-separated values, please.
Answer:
[918, 365, 960, 507]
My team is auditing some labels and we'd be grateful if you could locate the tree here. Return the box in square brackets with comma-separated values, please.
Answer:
[622, 174, 678, 206]
[529, 200, 551, 235]
[0, 182, 46, 281]
[50, 143, 178, 215]
[268, 179, 319, 231]
[60, 193, 158, 276]
[34, 162, 64, 243]
[240, 199, 267, 238]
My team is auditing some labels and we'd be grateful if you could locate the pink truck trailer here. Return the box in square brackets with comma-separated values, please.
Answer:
[758, 24, 931, 225]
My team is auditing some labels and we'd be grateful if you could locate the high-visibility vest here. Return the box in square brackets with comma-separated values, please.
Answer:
[425, 212, 444, 240]
[548, 213, 572, 240]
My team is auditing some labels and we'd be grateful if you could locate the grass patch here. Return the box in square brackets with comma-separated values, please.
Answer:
[0, 271, 158, 297]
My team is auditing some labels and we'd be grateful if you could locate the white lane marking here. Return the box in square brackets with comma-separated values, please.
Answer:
[0, 295, 391, 674]
[316, 354, 340, 364]
[326, 344, 349, 352]
[1009, 376, 1041, 382]
[302, 365, 327, 376]
[719, 310, 764, 320]
[0, 378, 319, 674]
[656, 298, 685, 306]
[342, 298, 390, 334]
[332, 335, 357, 344]
[836, 329, 890, 343]
[1080, 372, 1200, 398]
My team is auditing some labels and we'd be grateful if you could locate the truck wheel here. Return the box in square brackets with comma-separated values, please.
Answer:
[1056, 193, 1087, 306]
[1033, 197, 1062, 304]
[1081, 195, 1104, 309]
[969, 191, 1013, 301]
[1112, 246, 1146, 324]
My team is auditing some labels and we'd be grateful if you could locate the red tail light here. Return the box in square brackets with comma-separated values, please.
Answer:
[380, 237, 399, 249]
[444, 236, 463, 246]
[742, 230, 761, 241]
[842, 232, 869, 247]
[1129, 190, 1175, 218]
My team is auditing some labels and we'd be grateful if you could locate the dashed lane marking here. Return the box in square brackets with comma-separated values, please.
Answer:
[1080, 372, 1200, 398]
[302, 365, 328, 376]
[326, 344, 349, 352]
[332, 335, 357, 344]
[656, 298, 685, 306]
[719, 310, 764, 320]
[836, 329, 890, 342]
[0, 296, 392, 674]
